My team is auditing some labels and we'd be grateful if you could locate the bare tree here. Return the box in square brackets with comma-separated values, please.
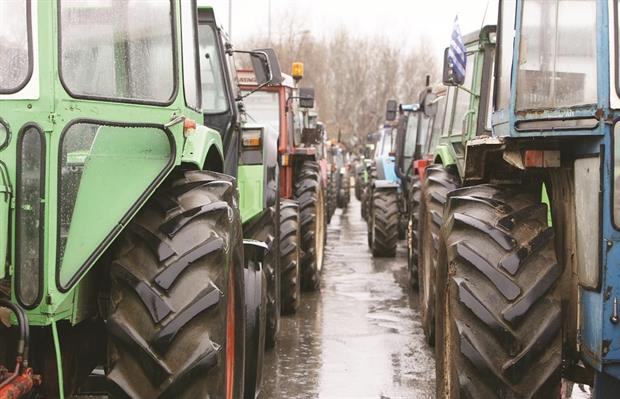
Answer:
[239, 13, 438, 145]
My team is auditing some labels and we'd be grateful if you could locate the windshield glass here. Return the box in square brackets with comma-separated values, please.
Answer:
[404, 113, 419, 157]
[198, 24, 229, 113]
[0, 0, 31, 93]
[60, 0, 175, 103]
[451, 52, 476, 135]
[242, 90, 280, 132]
[516, 0, 597, 110]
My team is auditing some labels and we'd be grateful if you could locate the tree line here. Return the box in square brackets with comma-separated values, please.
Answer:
[240, 19, 438, 146]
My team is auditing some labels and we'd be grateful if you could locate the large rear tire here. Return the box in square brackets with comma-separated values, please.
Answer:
[369, 189, 399, 257]
[418, 164, 458, 344]
[436, 185, 562, 398]
[279, 200, 301, 314]
[106, 170, 245, 399]
[407, 176, 421, 289]
[295, 160, 326, 291]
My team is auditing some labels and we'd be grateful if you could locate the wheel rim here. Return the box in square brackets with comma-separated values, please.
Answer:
[315, 186, 325, 272]
[226, 266, 235, 399]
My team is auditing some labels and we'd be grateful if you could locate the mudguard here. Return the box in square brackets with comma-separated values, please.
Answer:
[373, 180, 400, 189]
[181, 124, 224, 170]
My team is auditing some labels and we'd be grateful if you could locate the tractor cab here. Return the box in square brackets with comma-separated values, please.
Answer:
[436, 24, 496, 179]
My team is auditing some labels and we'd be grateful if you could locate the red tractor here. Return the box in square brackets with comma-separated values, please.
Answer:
[240, 63, 326, 295]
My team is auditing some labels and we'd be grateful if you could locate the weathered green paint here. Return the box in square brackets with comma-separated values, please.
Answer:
[238, 165, 264, 222]
[181, 124, 224, 170]
[430, 27, 495, 179]
[0, 0, 224, 326]
[434, 144, 457, 168]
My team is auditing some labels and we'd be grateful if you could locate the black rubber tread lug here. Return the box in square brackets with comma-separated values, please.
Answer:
[456, 320, 508, 389]
[448, 194, 512, 215]
[497, 203, 547, 231]
[454, 277, 515, 350]
[501, 305, 561, 382]
[111, 262, 172, 323]
[159, 201, 229, 237]
[500, 227, 554, 275]
[452, 212, 515, 251]
[502, 262, 562, 325]
[430, 209, 443, 227]
[450, 241, 521, 301]
[151, 283, 222, 353]
[154, 237, 224, 291]
[107, 315, 172, 384]
[160, 343, 221, 399]
[128, 223, 176, 262]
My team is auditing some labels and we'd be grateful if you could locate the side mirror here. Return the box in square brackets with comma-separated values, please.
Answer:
[442, 47, 465, 86]
[385, 100, 398, 121]
[299, 87, 315, 108]
[250, 48, 283, 86]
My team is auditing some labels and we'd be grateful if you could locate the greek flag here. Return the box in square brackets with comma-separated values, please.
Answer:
[448, 16, 466, 82]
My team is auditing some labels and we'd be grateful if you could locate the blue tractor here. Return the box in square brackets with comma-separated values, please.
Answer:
[434, 0, 620, 396]
[366, 103, 403, 257]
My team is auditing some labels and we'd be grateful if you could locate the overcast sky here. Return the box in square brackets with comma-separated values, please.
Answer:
[200, 0, 498, 52]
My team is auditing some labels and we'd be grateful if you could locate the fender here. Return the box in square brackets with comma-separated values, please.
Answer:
[433, 144, 456, 169]
[181, 125, 224, 171]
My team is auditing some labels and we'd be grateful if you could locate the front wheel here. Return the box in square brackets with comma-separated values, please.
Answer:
[418, 164, 458, 344]
[436, 185, 562, 398]
[295, 161, 326, 291]
[369, 189, 399, 257]
[279, 200, 301, 314]
[106, 170, 245, 399]
[407, 177, 421, 289]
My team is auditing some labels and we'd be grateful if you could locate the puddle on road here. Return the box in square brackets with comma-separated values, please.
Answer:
[260, 199, 435, 399]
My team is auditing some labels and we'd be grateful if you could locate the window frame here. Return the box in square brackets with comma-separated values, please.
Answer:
[15, 123, 45, 309]
[57, 0, 179, 106]
[55, 119, 177, 293]
[0, 0, 34, 95]
[198, 23, 231, 115]
[514, 0, 598, 112]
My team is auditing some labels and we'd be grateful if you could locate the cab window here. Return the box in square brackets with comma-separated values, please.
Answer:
[60, 0, 175, 103]
[0, 0, 32, 93]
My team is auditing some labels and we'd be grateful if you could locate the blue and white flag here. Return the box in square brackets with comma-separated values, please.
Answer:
[448, 16, 466, 82]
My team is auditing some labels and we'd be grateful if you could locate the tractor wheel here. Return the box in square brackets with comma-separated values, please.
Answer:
[295, 160, 326, 291]
[106, 170, 245, 399]
[243, 256, 266, 399]
[254, 205, 280, 350]
[279, 200, 301, 314]
[435, 184, 562, 398]
[407, 176, 421, 289]
[369, 189, 399, 257]
[327, 174, 337, 223]
[355, 169, 363, 201]
[418, 164, 458, 345]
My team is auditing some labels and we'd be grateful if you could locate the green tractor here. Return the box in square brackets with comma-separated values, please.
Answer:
[0, 1, 278, 398]
[414, 25, 496, 344]
[196, 6, 288, 396]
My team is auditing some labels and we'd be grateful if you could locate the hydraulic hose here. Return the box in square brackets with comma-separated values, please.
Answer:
[0, 299, 29, 365]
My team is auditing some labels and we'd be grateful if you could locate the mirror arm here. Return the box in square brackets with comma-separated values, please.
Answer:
[236, 80, 270, 101]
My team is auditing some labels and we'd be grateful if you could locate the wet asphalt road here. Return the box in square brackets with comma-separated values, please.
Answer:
[260, 195, 435, 399]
